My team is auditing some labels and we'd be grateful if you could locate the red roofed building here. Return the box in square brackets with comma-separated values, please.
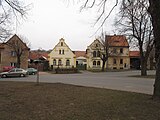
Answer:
[73, 51, 87, 70]
[29, 50, 49, 71]
[106, 35, 130, 70]
[107, 35, 129, 47]
[86, 35, 130, 70]
[129, 51, 141, 69]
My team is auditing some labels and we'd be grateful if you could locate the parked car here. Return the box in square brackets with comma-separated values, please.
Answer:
[26, 68, 37, 75]
[2, 66, 15, 72]
[0, 68, 28, 78]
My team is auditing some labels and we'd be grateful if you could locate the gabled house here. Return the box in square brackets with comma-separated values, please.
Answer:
[86, 35, 130, 70]
[86, 39, 105, 70]
[49, 38, 76, 69]
[107, 35, 130, 69]
[0, 34, 29, 71]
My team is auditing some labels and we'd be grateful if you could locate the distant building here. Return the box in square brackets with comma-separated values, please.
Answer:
[129, 51, 140, 69]
[48, 38, 76, 70]
[29, 50, 49, 71]
[107, 35, 130, 69]
[86, 39, 105, 70]
[73, 51, 87, 70]
[86, 35, 130, 70]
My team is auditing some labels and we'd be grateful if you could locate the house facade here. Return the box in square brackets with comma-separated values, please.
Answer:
[0, 34, 29, 71]
[49, 38, 76, 69]
[86, 39, 105, 70]
[86, 35, 130, 70]
[107, 35, 130, 69]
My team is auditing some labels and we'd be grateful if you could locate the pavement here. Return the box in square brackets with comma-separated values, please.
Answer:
[0, 70, 156, 95]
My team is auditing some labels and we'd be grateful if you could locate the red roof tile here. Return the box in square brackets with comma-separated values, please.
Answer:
[29, 51, 49, 60]
[74, 51, 86, 58]
[106, 35, 129, 47]
[129, 51, 140, 57]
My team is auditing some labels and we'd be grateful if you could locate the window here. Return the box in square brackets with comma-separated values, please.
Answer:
[113, 48, 117, 54]
[11, 51, 16, 56]
[10, 62, 16, 67]
[97, 61, 101, 66]
[61, 42, 63, 46]
[124, 63, 127, 68]
[16, 68, 23, 72]
[113, 59, 116, 64]
[120, 59, 123, 64]
[62, 50, 64, 54]
[58, 59, 62, 66]
[97, 51, 100, 57]
[93, 51, 96, 57]
[53, 59, 56, 66]
[10, 69, 15, 72]
[93, 61, 96, 66]
[66, 59, 70, 66]
[59, 50, 61, 54]
[120, 48, 123, 54]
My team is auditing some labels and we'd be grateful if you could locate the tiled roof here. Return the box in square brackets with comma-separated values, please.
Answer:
[106, 35, 129, 47]
[73, 51, 86, 58]
[129, 51, 140, 57]
[29, 51, 49, 60]
[0, 43, 4, 49]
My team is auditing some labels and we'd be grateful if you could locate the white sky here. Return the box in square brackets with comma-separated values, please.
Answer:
[16, 0, 118, 51]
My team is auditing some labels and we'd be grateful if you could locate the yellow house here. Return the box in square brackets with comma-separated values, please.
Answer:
[49, 38, 76, 69]
[86, 39, 105, 70]
[86, 35, 130, 70]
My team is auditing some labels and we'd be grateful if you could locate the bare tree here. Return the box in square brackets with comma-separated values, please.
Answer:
[115, 0, 154, 76]
[70, 0, 160, 98]
[0, 0, 31, 40]
[98, 32, 109, 71]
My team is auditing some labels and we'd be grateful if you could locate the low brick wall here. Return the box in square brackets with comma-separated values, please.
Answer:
[55, 68, 78, 74]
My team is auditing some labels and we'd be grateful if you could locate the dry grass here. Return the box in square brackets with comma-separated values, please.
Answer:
[0, 81, 160, 120]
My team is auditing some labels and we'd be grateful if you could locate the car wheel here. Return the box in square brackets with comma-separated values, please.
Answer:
[32, 72, 35, 75]
[20, 74, 25, 77]
[2, 74, 7, 78]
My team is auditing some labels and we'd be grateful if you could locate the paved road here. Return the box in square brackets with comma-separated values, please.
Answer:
[0, 70, 156, 95]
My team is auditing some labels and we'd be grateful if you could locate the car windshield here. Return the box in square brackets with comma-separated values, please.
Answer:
[9, 69, 15, 72]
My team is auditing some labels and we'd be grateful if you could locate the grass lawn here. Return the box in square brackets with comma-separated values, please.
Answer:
[0, 81, 160, 120]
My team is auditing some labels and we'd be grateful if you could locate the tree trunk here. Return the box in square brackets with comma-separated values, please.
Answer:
[102, 60, 106, 72]
[141, 60, 147, 76]
[140, 55, 147, 76]
[17, 56, 21, 68]
[149, 0, 160, 98]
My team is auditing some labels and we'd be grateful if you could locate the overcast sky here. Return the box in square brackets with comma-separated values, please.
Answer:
[16, 0, 118, 51]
